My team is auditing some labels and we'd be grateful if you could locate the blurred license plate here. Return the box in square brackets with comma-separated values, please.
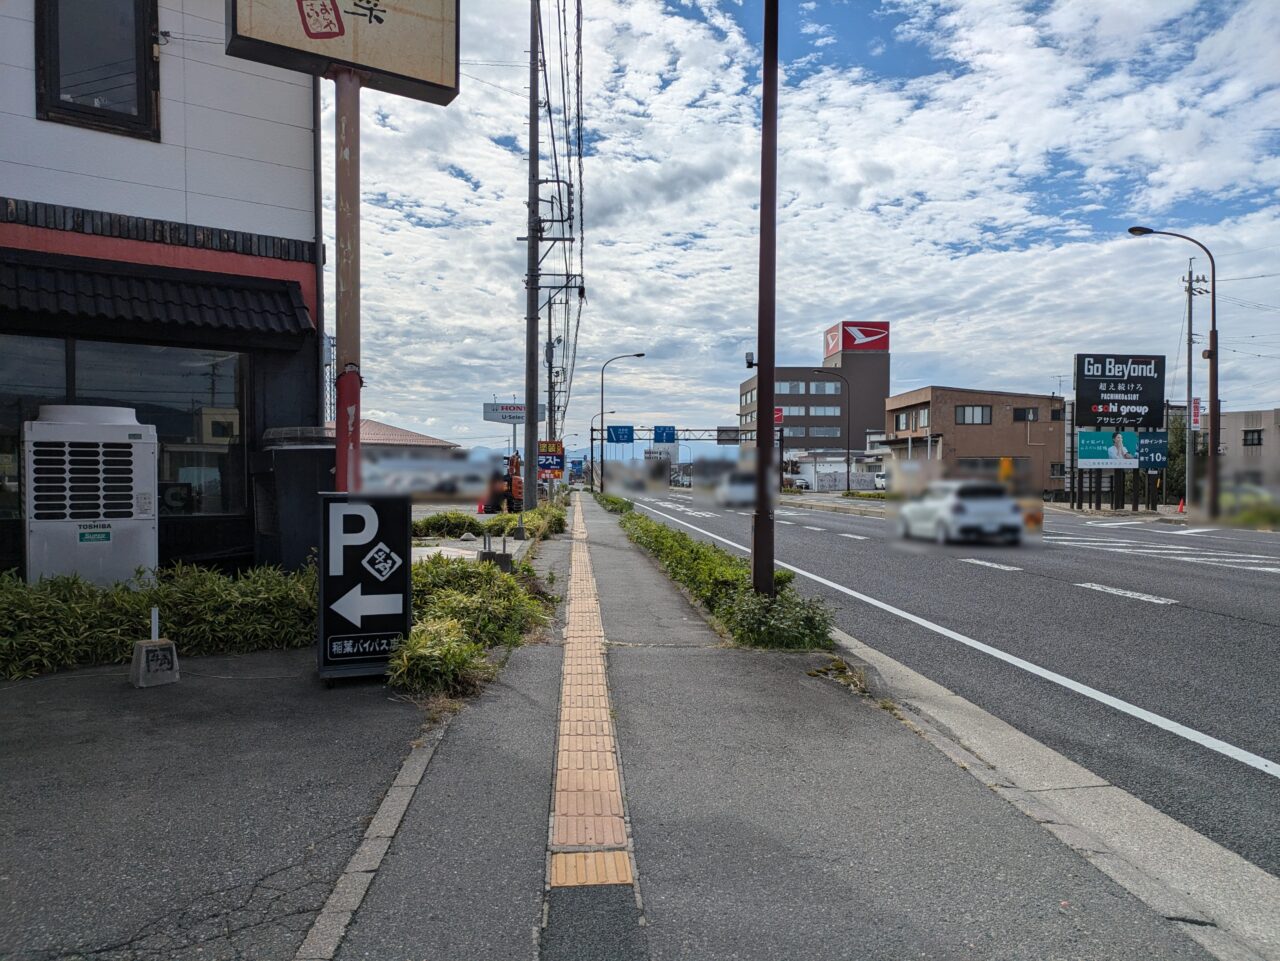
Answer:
[983, 523, 998, 533]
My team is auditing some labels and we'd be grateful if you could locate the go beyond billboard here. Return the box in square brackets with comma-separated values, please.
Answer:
[1078, 431, 1140, 469]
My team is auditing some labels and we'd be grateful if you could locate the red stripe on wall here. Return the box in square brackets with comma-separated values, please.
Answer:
[0, 222, 319, 323]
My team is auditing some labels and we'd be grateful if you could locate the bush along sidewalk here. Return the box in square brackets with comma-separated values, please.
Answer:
[593, 492, 634, 514]
[412, 503, 567, 540]
[614, 507, 832, 650]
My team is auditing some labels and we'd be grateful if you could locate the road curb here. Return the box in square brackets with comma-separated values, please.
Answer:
[778, 498, 886, 518]
[830, 626, 1280, 961]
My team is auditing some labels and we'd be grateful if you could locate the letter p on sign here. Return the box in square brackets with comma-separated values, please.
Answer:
[328, 502, 378, 576]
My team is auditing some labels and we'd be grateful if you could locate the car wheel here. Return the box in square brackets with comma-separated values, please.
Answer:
[1005, 532, 1022, 547]
[934, 522, 949, 546]
[897, 516, 910, 540]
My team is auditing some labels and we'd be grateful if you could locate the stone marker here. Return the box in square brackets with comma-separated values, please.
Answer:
[130, 639, 180, 688]
[478, 550, 514, 573]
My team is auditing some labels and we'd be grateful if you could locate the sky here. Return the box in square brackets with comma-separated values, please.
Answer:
[320, 0, 1280, 453]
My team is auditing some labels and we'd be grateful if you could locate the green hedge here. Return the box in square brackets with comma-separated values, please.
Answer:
[386, 618, 494, 698]
[616, 510, 832, 650]
[410, 554, 547, 648]
[412, 505, 567, 540]
[593, 492, 634, 514]
[0, 563, 317, 681]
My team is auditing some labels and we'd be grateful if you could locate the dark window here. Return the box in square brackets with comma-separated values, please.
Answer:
[0, 334, 70, 521]
[1050, 462, 1065, 478]
[956, 405, 992, 425]
[1051, 408, 1064, 422]
[1013, 407, 1038, 422]
[36, 0, 160, 140]
[1242, 429, 1263, 447]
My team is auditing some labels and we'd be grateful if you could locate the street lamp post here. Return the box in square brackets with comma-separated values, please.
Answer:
[589, 410, 615, 490]
[812, 368, 852, 492]
[1128, 227, 1219, 518]
[600, 353, 645, 494]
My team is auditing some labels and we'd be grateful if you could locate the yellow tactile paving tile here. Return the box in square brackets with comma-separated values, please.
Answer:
[553, 814, 628, 847]
[558, 734, 616, 753]
[554, 788, 624, 817]
[549, 851, 632, 887]
[556, 767, 620, 793]
[556, 749, 618, 771]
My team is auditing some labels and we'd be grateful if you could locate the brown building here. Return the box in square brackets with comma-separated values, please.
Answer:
[884, 387, 1067, 494]
[739, 322, 891, 457]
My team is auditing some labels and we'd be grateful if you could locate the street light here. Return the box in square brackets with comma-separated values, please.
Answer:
[1128, 226, 1219, 518]
[589, 409, 616, 490]
[600, 353, 645, 494]
[678, 443, 692, 488]
[812, 368, 852, 492]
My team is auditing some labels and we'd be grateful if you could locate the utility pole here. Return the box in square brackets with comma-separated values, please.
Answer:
[523, 0, 541, 508]
[1183, 259, 1207, 509]
[750, 0, 779, 597]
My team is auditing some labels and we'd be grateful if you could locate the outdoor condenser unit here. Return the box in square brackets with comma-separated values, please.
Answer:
[24, 406, 158, 585]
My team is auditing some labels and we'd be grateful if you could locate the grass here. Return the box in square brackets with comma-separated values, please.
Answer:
[593, 492, 634, 514]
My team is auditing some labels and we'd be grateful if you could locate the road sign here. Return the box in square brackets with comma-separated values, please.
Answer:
[319, 494, 411, 679]
[1139, 432, 1168, 470]
[716, 426, 740, 445]
[654, 425, 676, 444]
[483, 402, 546, 425]
[774, 407, 784, 426]
[606, 425, 634, 444]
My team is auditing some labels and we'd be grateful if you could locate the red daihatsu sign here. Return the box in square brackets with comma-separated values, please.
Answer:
[824, 321, 891, 357]
[774, 407, 784, 426]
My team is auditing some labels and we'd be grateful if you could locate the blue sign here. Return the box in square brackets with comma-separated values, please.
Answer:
[1139, 432, 1168, 470]
[654, 425, 676, 444]
[538, 453, 565, 471]
[607, 425, 634, 444]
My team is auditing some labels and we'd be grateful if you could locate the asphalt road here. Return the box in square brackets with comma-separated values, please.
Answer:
[630, 491, 1280, 878]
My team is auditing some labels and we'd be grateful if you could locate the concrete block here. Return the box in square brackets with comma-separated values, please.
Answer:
[129, 639, 180, 688]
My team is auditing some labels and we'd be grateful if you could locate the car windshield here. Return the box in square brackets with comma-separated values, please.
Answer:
[957, 484, 1009, 500]
[729, 472, 754, 485]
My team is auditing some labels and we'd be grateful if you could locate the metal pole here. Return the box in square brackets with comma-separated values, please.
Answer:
[333, 69, 361, 492]
[1207, 250, 1219, 519]
[1185, 260, 1195, 510]
[523, 0, 541, 509]
[751, 0, 779, 597]
[600, 364, 607, 494]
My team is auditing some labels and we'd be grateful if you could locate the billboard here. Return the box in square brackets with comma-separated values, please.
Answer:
[1074, 354, 1165, 428]
[824, 321, 891, 358]
[226, 0, 459, 105]
[1078, 431, 1140, 469]
[1139, 432, 1168, 470]
[483, 403, 546, 425]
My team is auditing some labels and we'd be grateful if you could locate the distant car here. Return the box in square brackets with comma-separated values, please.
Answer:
[789, 477, 811, 490]
[873, 473, 887, 491]
[897, 481, 1023, 545]
[715, 471, 757, 507]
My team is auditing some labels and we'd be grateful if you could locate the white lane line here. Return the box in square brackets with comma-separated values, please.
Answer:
[1088, 520, 1147, 527]
[959, 558, 1023, 571]
[778, 520, 795, 525]
[1172, 528, 1216, 536]
[839, 533, 868, 540]
[634, 503, 1280, 781]
[1075, 583, 1179, 605]
[803, 525, 826, 532]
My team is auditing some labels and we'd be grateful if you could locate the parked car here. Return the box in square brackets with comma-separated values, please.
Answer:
[897, 481, 1023, 545]
[715, 471, 757, 507]
[873, 473, 887, 491]
[789, 477, 811, 490]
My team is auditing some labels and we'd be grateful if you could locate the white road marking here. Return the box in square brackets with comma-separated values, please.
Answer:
[778, 520, 795, 525]
[1171, 528, 1216, 535]
[839, 533, 868, 540]
[1088, 520, 1147, 527]
[634, 503, 1280, 781]
[959, 558, 1023, 571]
[1075, 582, 1179, 605]
[803, 525, 826, 532]
[1045, 534, 1280, 572]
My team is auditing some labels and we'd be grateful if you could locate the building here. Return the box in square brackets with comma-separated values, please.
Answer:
[1219, 408, 1279, 489]
[738, 322, 891, 469]
[325, 419, 459, 455]
[884, 387, 1067, 494]
[1, 0, 323, 573]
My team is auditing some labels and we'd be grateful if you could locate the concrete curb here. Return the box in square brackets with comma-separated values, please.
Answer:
[778, 498, 886, 518]
[830, 627, 1280, 961]
[293, 720, 452, 961]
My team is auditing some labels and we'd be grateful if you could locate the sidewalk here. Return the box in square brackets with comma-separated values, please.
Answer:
[326, 494, 1211, 960]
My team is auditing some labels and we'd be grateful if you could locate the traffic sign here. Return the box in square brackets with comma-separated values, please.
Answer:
[319, 494, 412, 679]
[606, 425, 634, 444]
[654, 425, 676, 444]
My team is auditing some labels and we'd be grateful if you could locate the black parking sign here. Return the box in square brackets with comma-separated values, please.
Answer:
[319, 494, 412, 679]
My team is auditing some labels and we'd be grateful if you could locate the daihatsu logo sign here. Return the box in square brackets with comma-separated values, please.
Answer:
[824, 321, 891, 356]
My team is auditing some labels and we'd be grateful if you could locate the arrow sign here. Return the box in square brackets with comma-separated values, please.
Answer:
[330, 583, 404, 627]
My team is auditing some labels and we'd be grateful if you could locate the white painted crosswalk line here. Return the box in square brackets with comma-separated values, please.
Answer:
[1076, 583, 1178, 605]
[1045, 534, 1280, 573]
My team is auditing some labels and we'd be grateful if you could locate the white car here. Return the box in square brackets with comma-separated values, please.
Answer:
[715, 471, 757, 507]
[873, 473, 887, 491]
[898, 481, 1023, 545]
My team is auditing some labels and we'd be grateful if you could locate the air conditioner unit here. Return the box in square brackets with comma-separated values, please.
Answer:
[24, 406, 158, 586]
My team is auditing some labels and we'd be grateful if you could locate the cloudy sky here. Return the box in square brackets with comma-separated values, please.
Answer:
[322, 0, 1280, 452]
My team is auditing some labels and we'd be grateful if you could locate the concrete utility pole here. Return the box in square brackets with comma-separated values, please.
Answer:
[1183, 259, 1206, 509]
[523, 0, 541, 508]
[333, 70, 362, 491]
[751, 0, 779, 597]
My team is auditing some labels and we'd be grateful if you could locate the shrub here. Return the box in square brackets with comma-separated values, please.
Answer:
[413, 511, 485, 538]
[594, 493, 634, 514]
[386, 619, 494, 697]
[617, 512, 829, 650]
[1231, 505, 1280, 531]
[413, 505, 567, 541]
[410, 555, 547, 647]
[0, 564, 317, 680]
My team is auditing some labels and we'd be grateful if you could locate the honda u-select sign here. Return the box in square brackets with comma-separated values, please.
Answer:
[319, 494, 411, 679]
[1074, 354, 1166, 429]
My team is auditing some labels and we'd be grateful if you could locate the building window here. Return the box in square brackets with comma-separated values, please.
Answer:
[810, 381, 841, 395]
[1243, 429, 1263, 447]
[1013, 407, 1038, 422]
[782, 426, 806, 438]
[36, 0, 161, 140]
[809, 427, 840, 438]
[893, 412, 911, 431]
[776, 381, 805, 395]
[779, 406, 806, 417]
[956, 405, 992, 425]
[1051, 408, 1064, 421]
[810, 406, 839, 417]
[742, 430, 756, 442]
[0, 334, 69, 521]
[918, 408, 929, 428]
[1050, 462, 1065, 478]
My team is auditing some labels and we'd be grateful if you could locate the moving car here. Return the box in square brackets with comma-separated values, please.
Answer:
[873, 473, 887, 491]
[715, 471, 757, 507]
[789, 477, 811, 490]
[897, 481, 1023, 545]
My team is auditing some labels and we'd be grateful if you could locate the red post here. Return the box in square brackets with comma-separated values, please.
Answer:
[333, 69, 362, 491]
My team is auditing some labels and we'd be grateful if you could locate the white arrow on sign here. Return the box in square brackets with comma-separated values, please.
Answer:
[330, 583, 403, 628]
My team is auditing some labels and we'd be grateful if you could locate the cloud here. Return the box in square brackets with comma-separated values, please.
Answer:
[322, 0, 1280, 449]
